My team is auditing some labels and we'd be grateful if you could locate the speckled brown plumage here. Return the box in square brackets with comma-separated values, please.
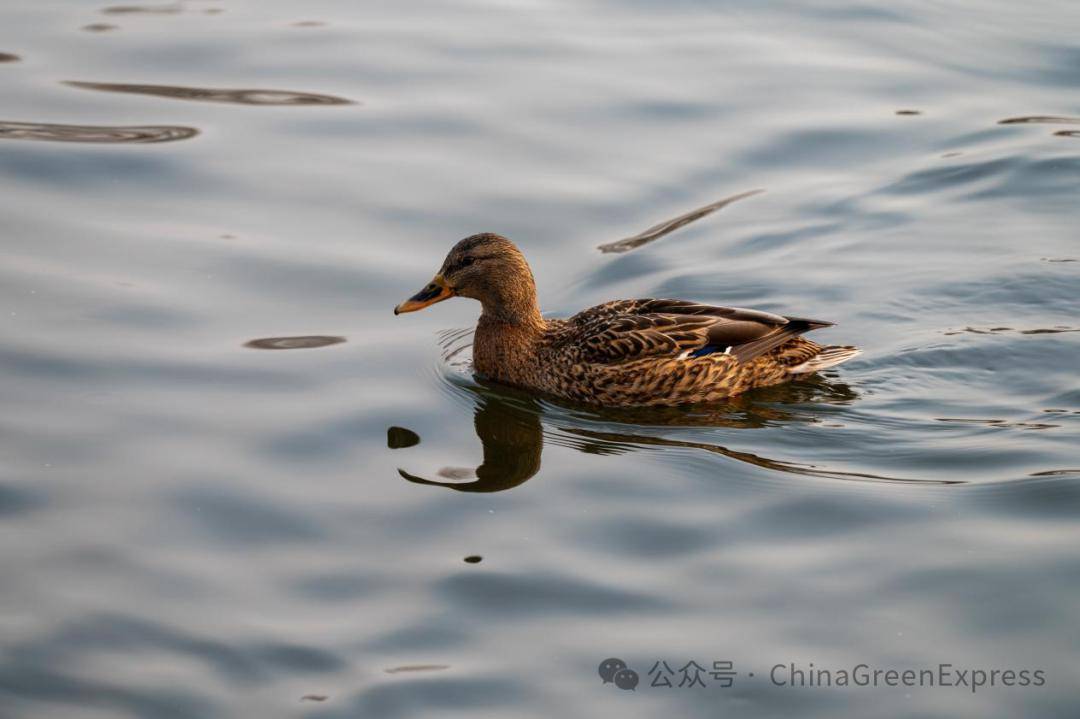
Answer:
[396, 233, 860, 407]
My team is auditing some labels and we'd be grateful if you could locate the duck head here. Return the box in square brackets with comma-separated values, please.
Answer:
[394, 233, 540, 324]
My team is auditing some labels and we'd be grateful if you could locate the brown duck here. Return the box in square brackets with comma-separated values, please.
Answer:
[395, 233, 860, 407]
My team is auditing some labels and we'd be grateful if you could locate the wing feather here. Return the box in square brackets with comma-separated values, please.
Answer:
[564, 298, 832, 365]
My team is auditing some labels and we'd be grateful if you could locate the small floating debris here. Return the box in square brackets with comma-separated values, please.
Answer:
[102, 3, 182, 14]
[243, 336, 346, 350]
[598, 188, 764, 254]
[463, 555, 482, 564]
[384, 664, 450, 674]
[895, 109, 921, 115]
[0, 52, 19, 63]
[299, 694, 328, 702]
[998, 115, 1080, 125]
[0, 120, 197, 144]
[65, 81, 354, 106]
[82, 23, 119, 31]
[387, 426, 420, 449]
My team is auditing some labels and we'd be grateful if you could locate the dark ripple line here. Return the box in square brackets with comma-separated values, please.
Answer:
[998, 115, 1080, 125]
[562, 427, 961, 485]
[598, 189, 764, 253]
[935, 418, 1059, 430]
[942, 325, 1078, 336]
[384, 664, 450, 674]
[0, 120, 198, 144]
[65, 81, 354, 107]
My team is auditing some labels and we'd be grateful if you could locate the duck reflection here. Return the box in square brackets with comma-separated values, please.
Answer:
[390, 372, 944, 492]
[395, 387, 543, 492]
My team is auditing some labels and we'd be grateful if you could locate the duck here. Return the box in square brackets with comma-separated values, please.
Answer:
[394, 233, 860, 407]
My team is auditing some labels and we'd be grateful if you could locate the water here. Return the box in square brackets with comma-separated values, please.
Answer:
[1, 1, 1078, 717]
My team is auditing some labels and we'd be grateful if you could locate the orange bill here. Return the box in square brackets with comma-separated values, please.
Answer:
[394, 274, 454, 314]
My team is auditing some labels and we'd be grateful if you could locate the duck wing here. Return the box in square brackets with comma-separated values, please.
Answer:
[567, 298, 833, 365]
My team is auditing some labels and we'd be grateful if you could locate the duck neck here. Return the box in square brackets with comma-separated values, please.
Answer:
[473, 296, 545, 382]
[479, 290, 544, 327]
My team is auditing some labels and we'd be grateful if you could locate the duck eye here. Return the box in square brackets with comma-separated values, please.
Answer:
[460, 256, 475, 267]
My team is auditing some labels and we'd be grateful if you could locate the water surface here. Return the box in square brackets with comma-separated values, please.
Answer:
[1, 1, 1078, 717]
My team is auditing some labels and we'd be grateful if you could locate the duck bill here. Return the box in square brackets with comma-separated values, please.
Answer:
[394, 275, 454, 314]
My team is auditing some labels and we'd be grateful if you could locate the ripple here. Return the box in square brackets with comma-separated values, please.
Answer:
[561, 427, 950, 484]
[0, 52, 19, 63]
[597, 188, 764, 253]
[437, 328, 474, 371]
[0, 120, 197, 144]
[384, 664, 450, 674]
[1020, 326, 1079, 334]
[935, 418, 1060, 431]
[942, 325, 1078, 336]
[436, 570, 670, 617]
[243, 335, 346, 350]
[998, 115, 1080, 125]
[1054, 130, 1080, 138]
[1029, 469, 1080, 477]
[572, 515, 714, 559]
[82, 23, 118, 32]
[408, 369, 947, 490]
[102, 4, 182, 14]
[65, 81, 355, 106]
[290, 572, 375, 603]
[337, 675, 533, 716]
[172, 486, 325, 546]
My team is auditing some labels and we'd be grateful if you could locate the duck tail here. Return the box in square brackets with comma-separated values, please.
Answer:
[787, 345, 862, 374]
